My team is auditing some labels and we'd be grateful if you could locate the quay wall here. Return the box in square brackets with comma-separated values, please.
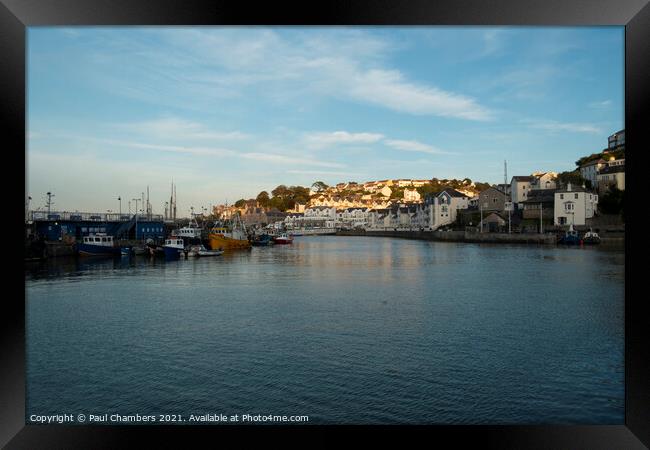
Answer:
[336, 230, 557, 245]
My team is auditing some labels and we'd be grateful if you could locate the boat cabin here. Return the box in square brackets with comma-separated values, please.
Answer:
[172, 226, 202, 238]
[82, 233, 115, 247]
[165, 238, 185, 247]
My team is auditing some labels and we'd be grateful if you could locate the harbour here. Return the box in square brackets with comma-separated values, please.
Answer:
[25, 235, 625, 424]
[20, 25, 630, 432]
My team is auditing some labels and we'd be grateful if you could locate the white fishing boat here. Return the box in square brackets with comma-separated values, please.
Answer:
[197, 245, 224, 257]
[172, 215, 203, 243]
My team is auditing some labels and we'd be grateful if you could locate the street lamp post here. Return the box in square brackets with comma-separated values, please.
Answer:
[132, 198, 141, 240]
[118, 196, 122, 216]
[539, 202, 543, 234]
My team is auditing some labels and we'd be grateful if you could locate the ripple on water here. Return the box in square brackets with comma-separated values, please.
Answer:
[26, 237, 624, 424]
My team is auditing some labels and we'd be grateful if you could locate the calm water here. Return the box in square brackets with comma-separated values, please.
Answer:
[25, 236, 625, 424]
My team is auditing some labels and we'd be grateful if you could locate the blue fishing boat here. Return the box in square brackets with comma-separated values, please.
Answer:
[558, 224, 581, 245]
[163, 237, 185, 260]
[77, 233, 121, 256]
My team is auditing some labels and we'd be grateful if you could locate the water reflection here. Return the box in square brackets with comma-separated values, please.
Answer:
[26, 236, 625, 424]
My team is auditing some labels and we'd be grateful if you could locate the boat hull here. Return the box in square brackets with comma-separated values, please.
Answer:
[163, 246, 183, 260]
[273, 238, 293, 245]
[77, 243, 121, 256]
[208, 233, 251, 250]
[198, 250, 224, 257]
[558, 236, 581, 245]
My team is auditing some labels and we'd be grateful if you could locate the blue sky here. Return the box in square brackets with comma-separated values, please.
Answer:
[27, 26, 623, 215]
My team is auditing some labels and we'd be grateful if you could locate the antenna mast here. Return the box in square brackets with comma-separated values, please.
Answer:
[46, 191, 55, 216]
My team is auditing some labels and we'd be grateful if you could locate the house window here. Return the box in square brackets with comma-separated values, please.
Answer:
[560, 194, 564, 199]
[564, 202, 574, 212]
[574, 193, 579, 199]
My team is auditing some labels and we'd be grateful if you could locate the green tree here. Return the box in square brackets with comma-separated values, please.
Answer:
[311, 181, 329, 192]
[256, 191, 270, 207]
[272, 185, 289, 198]
[557, 170, 585, 188]
[234, 199, 246, 208]
[598, 186, 624, 214]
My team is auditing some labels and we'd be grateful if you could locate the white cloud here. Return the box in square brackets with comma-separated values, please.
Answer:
[286, 169, 364, 177]
[384, 139, 450, 155]
[347, 69, 493, 121]
[521, 119, 601, 134]
[116, 117, 249, 141]
[74, 28, 494, 121]
[304, 131, 384, 148]
[588, 100, 612, 108]
[64, 135, 345, 168]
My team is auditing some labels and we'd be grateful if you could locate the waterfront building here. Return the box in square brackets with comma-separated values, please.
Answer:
[520, 189, 556, 220]
[287, 206, 337, 229]
[553, 183, 598, 226]
[423, 188, 470, 230]
[479, 212, 507, 232]
[387, 204, 417, 229]
[28, 210, 165, 242]
[478, 186, 507, 213]
[366, 208, 391, 230]
[510, 176, 535, 208]
[337, 207, 369, 229]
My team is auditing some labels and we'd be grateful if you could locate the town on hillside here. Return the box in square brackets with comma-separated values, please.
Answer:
[212, 129, 625, 235]
[25, 130, 625, 256]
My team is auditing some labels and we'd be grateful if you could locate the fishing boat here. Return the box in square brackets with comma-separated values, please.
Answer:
[171, 215, 203, 245]
[583, 229, 601, 245]
[77, 233, 121, 256]
[196, 245, 224, 257]
[251, 234, 274, 246]
[163, 237, 185, 259]
[558, 224, 581, 245]
[272, 233, 293, 245]
[208, 214, 252, 250]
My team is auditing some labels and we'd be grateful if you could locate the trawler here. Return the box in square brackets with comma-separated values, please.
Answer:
[208, 213, 252, 250]
[171, 215, 203, 245]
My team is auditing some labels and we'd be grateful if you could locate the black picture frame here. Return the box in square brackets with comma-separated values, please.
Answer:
[3, 0, 649, 447]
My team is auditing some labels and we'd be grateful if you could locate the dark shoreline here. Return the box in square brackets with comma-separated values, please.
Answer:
[336, 229, 624, 247]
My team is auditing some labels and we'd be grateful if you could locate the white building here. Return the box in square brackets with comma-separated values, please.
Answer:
[553, 183, 598, 226]
[510, 176, 535, 208]
[596, 165, 625, 193]
[379, 185, 392, 197]
[403, 188, 421, 202]
[579, 158, 608, 187]
[422, 188, 470, 230]
[286, 206, 337, 229]
[531, 172, 558, 190]
[367, 208, 391, 229]
[337, 207, 369, 229]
